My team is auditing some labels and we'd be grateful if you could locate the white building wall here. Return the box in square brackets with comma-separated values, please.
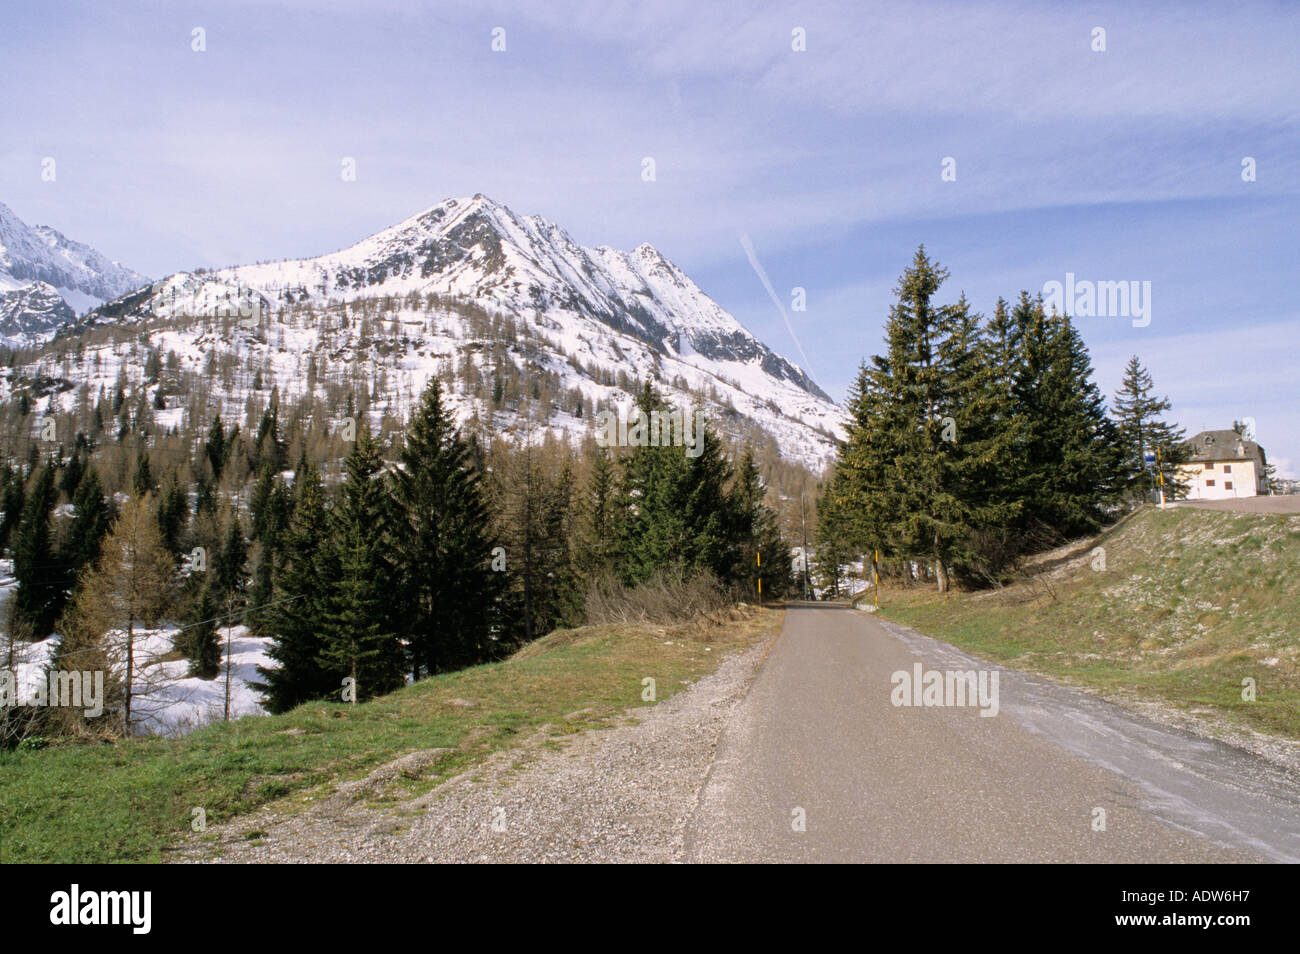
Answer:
[1179, 460, 1259, 499]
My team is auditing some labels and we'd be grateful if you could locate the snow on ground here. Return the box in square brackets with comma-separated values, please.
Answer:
[125, 625, 272, 737]
[3, 607, 275, 738]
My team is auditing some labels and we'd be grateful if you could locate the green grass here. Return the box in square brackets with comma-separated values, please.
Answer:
[878, 507, 1300, 740]
[0, 609, 778, 863]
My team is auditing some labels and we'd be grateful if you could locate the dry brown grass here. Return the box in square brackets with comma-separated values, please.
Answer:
[582, 569, 732, 626]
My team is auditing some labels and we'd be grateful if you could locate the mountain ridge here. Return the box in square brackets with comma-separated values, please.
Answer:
[0, 201, 149, 341]
[20, 194, 845, 468]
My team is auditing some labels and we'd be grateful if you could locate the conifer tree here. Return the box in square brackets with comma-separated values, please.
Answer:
[938, 294, 1024, 581]
[213, 515, 248, 599]
[1014, 303, 1122, 537]
[318, 428, 405, 701]
[577, 446, 619, 578]
[205, 414, 227, 482]
[391, 381, 503, 678]
[678, 419, 738, 583]
[253, 404, 287, 476]
[1112, 355, 1188, 504]
[176, 584, 221, 679]
[813, 467, 860, 598]
[244, 472, 290, 635]
[849, 247, 970, 590]
[0, 464, 25, 554]
[156, 477, 189, 557]
[731, 446, 792, 599]
[617, 384, 691, 583]
[10, 463, 62, 638]
[256, 462, 335, 713]
[61, 465, 113, 585]
[822, 249, 1047, 591]
[133, 452, 154, 496]
[826, 362, 896, 567]
[59, 452, 85, 499]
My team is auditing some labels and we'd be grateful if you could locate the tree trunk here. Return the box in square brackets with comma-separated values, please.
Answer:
[933, 535, 949, 594]
[124, 614, 134, 735]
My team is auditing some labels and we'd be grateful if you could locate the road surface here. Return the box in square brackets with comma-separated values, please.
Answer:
[1172, 497, 1300, 514]
[686, 604, 1300, 863]
[185, 604, 1300, 864]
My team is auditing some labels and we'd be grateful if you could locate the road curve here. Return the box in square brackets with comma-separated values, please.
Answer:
[686, 604, 1300, 863]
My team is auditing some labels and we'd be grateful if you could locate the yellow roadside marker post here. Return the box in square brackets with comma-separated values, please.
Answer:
[874, 549, 879, 610]
[1157, 446, 1166, 510]
[757, 551, 762, 614]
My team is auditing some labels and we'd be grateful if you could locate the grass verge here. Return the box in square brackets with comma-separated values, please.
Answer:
[877, 507, 1300, 741]
[0, 606, 779, 863]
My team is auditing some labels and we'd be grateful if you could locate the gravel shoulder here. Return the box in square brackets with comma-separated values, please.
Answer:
[175, 626, 781, 863]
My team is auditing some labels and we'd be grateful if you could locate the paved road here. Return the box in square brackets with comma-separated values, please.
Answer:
[687, 605, 1300, 863]
[1172, 496, 1300, 514]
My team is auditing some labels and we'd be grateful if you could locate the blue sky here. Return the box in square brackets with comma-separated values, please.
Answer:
[3, 0, 1297, 475]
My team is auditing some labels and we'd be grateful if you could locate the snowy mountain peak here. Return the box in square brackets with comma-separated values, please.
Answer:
[68, 196, 844, 466]
[0, 200, 148, 323]
[0, 280, 75, 345]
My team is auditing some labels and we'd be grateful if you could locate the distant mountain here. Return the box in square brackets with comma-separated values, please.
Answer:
[35, 195, 845, 467]
[0, 201, 148, 339]
[0, 281, 75, 345]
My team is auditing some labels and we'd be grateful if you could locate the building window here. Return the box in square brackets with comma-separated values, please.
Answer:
[1206, 479, 1215, 487]
[1225, 481, 1234, 490]
[1205, 463, 1214, 471]
[1223, 464, 1232, 473]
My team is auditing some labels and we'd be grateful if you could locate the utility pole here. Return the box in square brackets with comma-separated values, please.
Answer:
[801, 492, 810, 600]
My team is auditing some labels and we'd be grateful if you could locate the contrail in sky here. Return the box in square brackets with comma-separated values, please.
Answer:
[739, 232, 816, 380]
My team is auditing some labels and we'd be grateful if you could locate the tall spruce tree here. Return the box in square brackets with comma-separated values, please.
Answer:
[678, 419, 740, 584]
[0, 464, 25, 554]
[156, 477, 189, 557]
[10, 463, 62, 638]
[824, 362, 891, 567]
[1112, 355, 1188, 504]
[1014, 301, 1122, 537]
[823, 250, 1059, 591]
[205, 414, 227, 482]
[61, 466, 113, 586]
[245, 471, 291, 635]
[813, 466, 860, 598]
[176, 584, 221, 679]
[731, 446, 792, 600]
[256, 461, 335, 713]
[940, 294, 1024, 582]
[577, 445, 619, 579]
[391, 380, 503, 678]
[850, 248, 974, 591]
[133, 453, 154, 496]
[318, 428, 405, 701]
[616, 384, 692, 584]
